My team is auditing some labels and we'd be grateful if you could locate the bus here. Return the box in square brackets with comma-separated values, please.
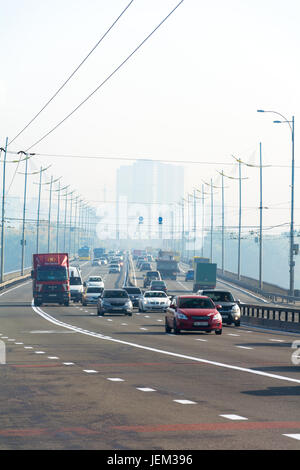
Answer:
[78, 246, 91, 260]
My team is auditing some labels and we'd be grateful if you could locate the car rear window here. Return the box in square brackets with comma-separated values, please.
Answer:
[103, 290, 128, 298]
[87, 287, 102, 293]
[123, 288, 141, 294]
[145, 292, 167, 298]
[203, 291, 234, 302]
[179, 298, 214, 309]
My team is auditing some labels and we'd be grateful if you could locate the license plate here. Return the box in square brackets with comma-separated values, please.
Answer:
[194, 321, 208, 326]
[48, 294, 57, 297]
[113, 307, 122, 310]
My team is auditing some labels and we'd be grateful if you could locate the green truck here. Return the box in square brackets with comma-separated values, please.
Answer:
[193, 262, 217, 292]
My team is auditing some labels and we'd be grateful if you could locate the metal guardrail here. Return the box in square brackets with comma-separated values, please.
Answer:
[240, 303, 300, 324]
[216, 270, 300, 305]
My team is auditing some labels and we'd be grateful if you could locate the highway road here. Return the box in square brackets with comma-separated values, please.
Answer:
[0, 257, 299, 451]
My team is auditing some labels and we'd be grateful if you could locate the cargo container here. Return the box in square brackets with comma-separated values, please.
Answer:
[193, 262, 217, 292]
[31, 253, 70, 306]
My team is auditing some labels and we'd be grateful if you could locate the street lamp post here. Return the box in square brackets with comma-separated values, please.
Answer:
[18, 151, 35, 275]
[257, 109, 295, 296]
[35, 165, 51, 253]
[0, 138, 8, 283]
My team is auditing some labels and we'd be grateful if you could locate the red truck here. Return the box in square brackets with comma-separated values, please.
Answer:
[31, 253, 70, 306]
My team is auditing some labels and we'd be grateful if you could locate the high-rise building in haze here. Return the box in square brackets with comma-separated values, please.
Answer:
[116, 160, 184, 240]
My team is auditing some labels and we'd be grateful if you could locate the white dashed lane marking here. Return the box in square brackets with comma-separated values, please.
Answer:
[220, 414, 248, 421]
[137, 387, 156, 392]
[283, 434, 300, 441]
[173, 400, 197, 405]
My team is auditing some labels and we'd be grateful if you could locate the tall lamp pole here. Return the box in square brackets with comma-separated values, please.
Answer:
[34, 165, 51, 253]
[257, 109, 295, 296]
[0, 139, 8, 283]
[18, 151, 35, 275]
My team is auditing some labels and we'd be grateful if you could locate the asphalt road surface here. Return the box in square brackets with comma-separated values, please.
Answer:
[0, 257, 299, 451]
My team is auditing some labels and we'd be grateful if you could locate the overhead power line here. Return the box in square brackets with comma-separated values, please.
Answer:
[8, 0, 135, 147]
[24, 0, 185, 152]
[6, 149, 297, 169]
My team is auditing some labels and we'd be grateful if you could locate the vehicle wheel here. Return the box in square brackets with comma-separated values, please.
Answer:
[215, 329, 222, 335]
[34, 300, 41, 306]
[64, 301, 69, 306]
[173, 321, 180, 335]
[97, 311, 103, 316]
[127, 312, 132, 316]
[82, 302, 87, 306]
[234, 320, 240, 327]
[165, 319, 171, 333]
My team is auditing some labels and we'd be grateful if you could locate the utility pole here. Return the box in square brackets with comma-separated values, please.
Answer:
[221, 170, 225, 274]
[0, 138, 8, 283]
[47, 175, 53, 252]
[20, 154, 29, 276]
[238, 160, 242, 280]
[259, 142, 263, 290]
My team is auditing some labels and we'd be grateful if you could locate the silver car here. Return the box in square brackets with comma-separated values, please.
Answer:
[97, 289, 133, 316]
[139, 291, 171, 312]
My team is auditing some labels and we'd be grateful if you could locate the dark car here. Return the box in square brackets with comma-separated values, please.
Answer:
[97, 289, 133, 316]
[165, 295, 222, 335]
[150, 280, 167, 293]
[143, 270, 161, 288]
[198, 289, 241, 327]
[122, 286, 143, 307]
[140, 262, 151, 271]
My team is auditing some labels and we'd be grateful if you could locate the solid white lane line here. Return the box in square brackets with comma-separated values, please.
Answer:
[236, 346, 254, 350]
[0, 280, 31, 297]
[31, 301, 300, 385]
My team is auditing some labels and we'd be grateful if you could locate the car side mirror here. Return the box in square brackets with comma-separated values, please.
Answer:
[170, 303, 176, 309]
[31, 270, 34, 278]
[216, 304, 222, 310]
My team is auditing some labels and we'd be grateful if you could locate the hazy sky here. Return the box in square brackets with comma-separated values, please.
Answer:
[1, 0, 300, 238]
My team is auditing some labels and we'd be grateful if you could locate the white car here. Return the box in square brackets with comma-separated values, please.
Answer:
[109, 263, 121, 273]
[138, 291, 171, 312]
[86, 276, 104, 289]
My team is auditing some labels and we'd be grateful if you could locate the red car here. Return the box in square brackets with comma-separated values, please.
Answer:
[165, 295, 222, 335]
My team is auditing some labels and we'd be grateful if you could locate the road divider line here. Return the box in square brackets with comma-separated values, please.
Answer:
[31, 300, 300, 385]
